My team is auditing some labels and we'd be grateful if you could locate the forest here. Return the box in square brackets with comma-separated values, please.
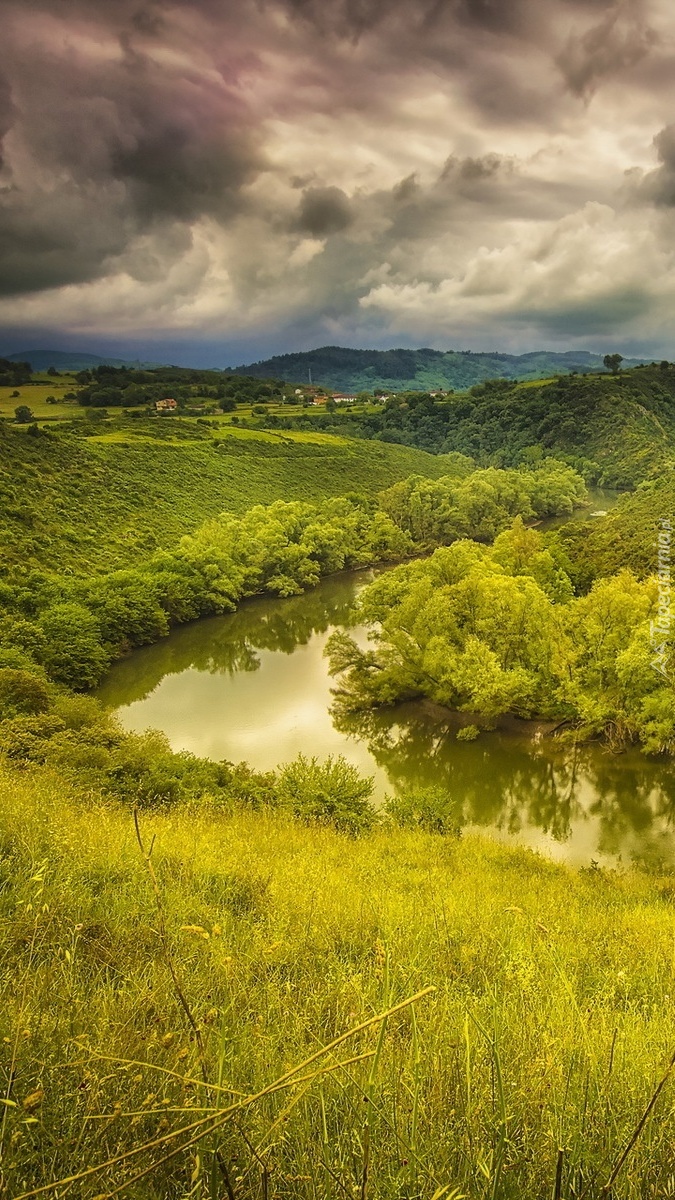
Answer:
[230, 345, 647, 391]
[290, 365, 675, 487]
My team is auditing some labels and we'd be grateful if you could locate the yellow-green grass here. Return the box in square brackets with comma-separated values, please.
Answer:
[0, 422, 457, 574]
[212, 425, 352, 446]
[2, 760, 675, 1198]
[0, 384, 83, 420]
[29, 372, 80, 384]
[515, 377, 558, 390]
[86, 427, 349, 447]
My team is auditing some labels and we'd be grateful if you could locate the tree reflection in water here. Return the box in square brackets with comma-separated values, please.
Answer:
[97, 571, 371, 709]
[97, 568, 675, 866]
[334, 704, 675, 862]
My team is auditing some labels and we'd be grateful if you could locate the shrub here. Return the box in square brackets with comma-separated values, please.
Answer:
[0, 668, 51, 717]
[384, 786, 461, 835]
[457, 724, 481, 741]
[36, 603, 111, 688]
[276, 754, 377, 834]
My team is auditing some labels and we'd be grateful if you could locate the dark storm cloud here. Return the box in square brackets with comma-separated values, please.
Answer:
[0, 0, 672, 353]
[0, 0, 265, 295]
[295, 188, 353, 237]
[274, 0, 532, 38]
[0, 70, 16, 167]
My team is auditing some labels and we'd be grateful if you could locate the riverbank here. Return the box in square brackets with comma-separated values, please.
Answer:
[97, 546, 674, 867]
[2, 758, 675, 1199]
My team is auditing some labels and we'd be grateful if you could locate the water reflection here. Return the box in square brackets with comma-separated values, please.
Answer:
[335, 705, 675, 865]
[97, 565, 675, 867]
[97, 571, 371, 709]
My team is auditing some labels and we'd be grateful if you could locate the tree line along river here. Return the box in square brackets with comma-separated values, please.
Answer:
[96, 490, 675, 867]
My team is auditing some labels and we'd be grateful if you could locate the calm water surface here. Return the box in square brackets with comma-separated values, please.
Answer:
[98, 490, 675, 867]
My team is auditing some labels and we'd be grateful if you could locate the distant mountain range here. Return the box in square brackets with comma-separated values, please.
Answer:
[6, 350, 166, 372]
[230, 346, 648, 392]
[6, 345, 651, 389]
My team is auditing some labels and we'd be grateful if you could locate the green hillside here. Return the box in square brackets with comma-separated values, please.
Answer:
[232, 345, 646, 391]
[553, 473, 675, 585]
[0, 421, 458, 575]
[292, 365, 675, 486]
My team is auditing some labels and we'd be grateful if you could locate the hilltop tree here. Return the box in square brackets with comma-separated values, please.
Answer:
[603, 353, 624, 374]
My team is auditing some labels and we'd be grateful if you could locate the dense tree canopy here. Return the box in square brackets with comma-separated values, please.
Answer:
[327, 526, 674, 754]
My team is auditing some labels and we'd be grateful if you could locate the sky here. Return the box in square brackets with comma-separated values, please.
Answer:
[1, 0, 675, 366]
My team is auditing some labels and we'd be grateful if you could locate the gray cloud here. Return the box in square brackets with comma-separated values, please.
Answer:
[296, 187, 353, 236]
[0, 1, 265, 296]
[0, 0, 672, 354]
[635, 124, 675, 206]
[556, 2, 658, 96]
[0, 71, 15, 168]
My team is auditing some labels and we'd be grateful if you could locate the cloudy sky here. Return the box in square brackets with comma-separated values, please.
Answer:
[1, 0, 675, 365]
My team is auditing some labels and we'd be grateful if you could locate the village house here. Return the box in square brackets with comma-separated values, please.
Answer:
[155, 398, 178, 412]
[332, 394, 357, 404]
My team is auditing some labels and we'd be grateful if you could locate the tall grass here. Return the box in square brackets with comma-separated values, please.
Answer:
[1, 760, 675, 1197]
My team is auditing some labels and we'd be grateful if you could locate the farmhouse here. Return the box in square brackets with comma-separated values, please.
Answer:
[332, 394, 357, 404]
[155, 398, 178, 412]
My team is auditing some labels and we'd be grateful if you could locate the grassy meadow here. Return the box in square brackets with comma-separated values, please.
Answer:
[2, 762, 675, 1199]
[0, 421, 456, 574]
[0, 375, 84, 421]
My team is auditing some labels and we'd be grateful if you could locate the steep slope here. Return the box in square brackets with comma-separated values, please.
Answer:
[554, 473, 675, 585]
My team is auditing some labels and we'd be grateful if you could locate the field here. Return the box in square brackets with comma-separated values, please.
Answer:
[2, 761, 675, 1199]
[0, 376, 83, 421]
[0, 421, 458, 574]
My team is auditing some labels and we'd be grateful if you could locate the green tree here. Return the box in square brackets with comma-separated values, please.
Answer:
[36, 603, 110, 688]
[14, 405, 34, 423]
[0, 668, 51, 717]
[603, 353, 624, 374]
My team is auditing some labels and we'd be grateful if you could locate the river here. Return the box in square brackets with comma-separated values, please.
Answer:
[96, 489, 675, 867]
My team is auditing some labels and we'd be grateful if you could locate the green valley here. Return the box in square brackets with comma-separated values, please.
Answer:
[0, 359, 673, 1200]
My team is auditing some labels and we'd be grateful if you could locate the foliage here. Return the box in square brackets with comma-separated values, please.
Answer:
[276, 753, 377, 833]
[0, 668, 51, 717]
[554, 474, 675, 586]
[327, 526, 674, 753]
[0, 356, 32, 387]
[604, 352, 624, 373]
[36, 602, 112, 688]
[384, 784, 461, 833]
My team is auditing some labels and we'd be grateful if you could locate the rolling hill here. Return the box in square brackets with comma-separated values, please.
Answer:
[5, 349, 166, 372]
[0, 421, 459, 575]
[230, 345, 648, 392]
